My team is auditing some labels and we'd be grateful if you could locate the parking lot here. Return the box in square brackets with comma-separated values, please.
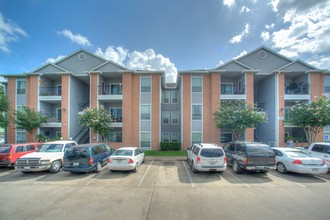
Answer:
[1, 158, 330, 220]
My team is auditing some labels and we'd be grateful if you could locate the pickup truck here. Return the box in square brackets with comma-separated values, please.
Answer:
[15, 140, 77, 173]
[223, 141, 276, 174]
[306, 142, 330, 170]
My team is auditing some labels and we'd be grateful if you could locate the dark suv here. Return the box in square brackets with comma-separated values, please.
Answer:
[223, 142, 275, 174]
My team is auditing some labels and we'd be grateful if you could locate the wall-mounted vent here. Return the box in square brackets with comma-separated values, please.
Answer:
[78, 52, 86, 61]
[258, 50, 267, 59]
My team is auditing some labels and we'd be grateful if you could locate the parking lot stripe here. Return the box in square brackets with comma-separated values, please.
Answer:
[138, 161, 153, 187]
[85, 169, 107, 186]
[224, 170, 250, 187]
[267, 172, 306, 188]
[314, 175, 330, 182]
[182, 161, 195, 188]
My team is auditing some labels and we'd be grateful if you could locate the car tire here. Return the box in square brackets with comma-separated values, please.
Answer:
[95, 162, 102, 173]
[232, 160, 241, 174]
[21, 171, 31, 174]
[132, 163, 138, 173]
[50, 160, 61, 173]
[277, 162, 288, 174]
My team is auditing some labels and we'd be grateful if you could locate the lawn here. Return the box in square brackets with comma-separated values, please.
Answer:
[144, 150, 187, 156]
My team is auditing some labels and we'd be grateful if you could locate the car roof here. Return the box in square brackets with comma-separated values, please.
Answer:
[195, 143, 221, 148]
[313, 142, 330, 146]
[272, 147, 302, 152]
[43, 140, 76, 144]
[74, 143, 106, 148]
[115, 147, 139, 150]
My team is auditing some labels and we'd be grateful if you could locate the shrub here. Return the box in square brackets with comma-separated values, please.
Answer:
[160, 142, 181, 151]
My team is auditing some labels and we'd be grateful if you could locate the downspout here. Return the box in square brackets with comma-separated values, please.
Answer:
[275, 71, 283, 146]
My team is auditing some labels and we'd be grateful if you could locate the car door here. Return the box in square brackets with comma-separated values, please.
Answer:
[134, 149, 142, 165]
[14, 145, 26, 162]
[223, 143, 235, 165]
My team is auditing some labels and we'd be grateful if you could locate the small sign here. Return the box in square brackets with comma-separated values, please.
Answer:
[325, 135, 329, 141]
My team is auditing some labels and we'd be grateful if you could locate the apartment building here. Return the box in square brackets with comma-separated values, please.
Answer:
[1, 46, 329, 149]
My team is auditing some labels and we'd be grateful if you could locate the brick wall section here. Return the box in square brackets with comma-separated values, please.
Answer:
[245, 72, 254, 141]
[26, 75, 39, 142]
[90, 73, 99, 142]
[132, 74, 140, 146]
[151, 74, 160, 150]
[211, 72, 221, 145]
[310, 72, 324, 142]
[122, 73, 133, 146]
[182, 74, 191, 149]
[61, 75, 69, 140]
[7, 77, 16, 143]
[203, 74, 211, 143]
[278, 73, 285, 146]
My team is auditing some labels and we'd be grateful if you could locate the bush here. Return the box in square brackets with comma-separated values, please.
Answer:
[160, 142, 181, 151]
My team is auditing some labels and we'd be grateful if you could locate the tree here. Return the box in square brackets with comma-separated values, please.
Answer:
[0, 95, 10, 128]
[285, 96, 330, 144]
[213, 100, 268, 141]
[79, 106, 112, 142]
[14, 106, 48, 141]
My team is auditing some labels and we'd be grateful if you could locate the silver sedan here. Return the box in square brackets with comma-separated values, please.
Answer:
[107, 147, 145, 172]
[272, 147, 328, 174]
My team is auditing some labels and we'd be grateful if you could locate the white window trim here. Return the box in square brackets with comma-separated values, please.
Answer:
[171, 111, 179, 125]
[171, 91, 179, 104]
[140, 104, 151, 121]
[171, 132, 180, 142]
[56, 108, 61, 121]
[162, 132, 170, 142]
[162, 91, 170, 104]
[162, 111, 170, 124]
[140, 76, 151, 93]
[16, 79, 26, 95]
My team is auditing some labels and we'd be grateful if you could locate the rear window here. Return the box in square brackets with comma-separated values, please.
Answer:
[113, 150, 133, 156]
[286, 151, 310, 158]
[200, 148, 224, 157]
[246, 145, 274, 155]
[0, 145, 12, 153]
[65, 147, 90, 158]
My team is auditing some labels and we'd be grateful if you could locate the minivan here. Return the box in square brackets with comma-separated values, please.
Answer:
[63, 143, 114, 173]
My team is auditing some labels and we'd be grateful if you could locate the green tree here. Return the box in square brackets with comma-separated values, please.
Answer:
[0, 95, 10, 128]
[285, 96, 330, 144]
[14, 106, 48, 141]
[79, 106, 112, 142]
[213, 100, 268, 141]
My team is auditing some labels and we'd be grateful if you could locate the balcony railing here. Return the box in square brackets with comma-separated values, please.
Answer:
[221, 84, 245, 95]
[111, 116, 122, 123]
[285, 83, 309, 95]
[98, 85, 123, 95]
[43, 113, 61, 123]
[39, 87, 62, 96]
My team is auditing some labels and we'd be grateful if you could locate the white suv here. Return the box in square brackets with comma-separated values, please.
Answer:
[15, 140, 77, 173]
[187, 143, 227, 173]
[306, 142, 330, 170]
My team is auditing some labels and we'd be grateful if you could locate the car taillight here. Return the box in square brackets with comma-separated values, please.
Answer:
[89, 157, 94, 165]
[196, 157, 201, 164]
[224, 156, 227, 163]
[7, 154, 12, 160]
[106, 158, 111, 163]
[322, 160, 326, 165]
[129, 158, 134, 164]
[243, 157, 248, 165]
[292, 160, 302, 165]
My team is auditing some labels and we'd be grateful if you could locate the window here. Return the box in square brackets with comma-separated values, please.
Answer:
[140, 132, 151, 148]
[171, 112, 179, 124]
[141, 105, 150, 120]
[141, 77, 151, 92]
[193, 146, 200, 155]
[56, 132, 61, 138]
[162, 132, 170, 142]
[171, 132, 180, 142]
[16, 130, 26, 143]
[109, 132, 122, 142]
[220, 132, 232, 143]
[325, 77, 330, 93]
[171, 91, 179, 104]
[192, 133, 202, 144]
[57, 85, 62, 95]
[110, 84, 123, 95]
[221, 83, 233, 94]
[311, 144, 325, 153]
[229, 144, 236, 152]
[27, 145, 35, 151]
[110, 108, 122, 122]
[15, 146, 24, 153]
[163, 91, 170, 104]
[17, 79, 26, 95]
[192, 105, 202, 120]
[162, 111, 170, 124]
[56, 108, 62, 122]
[192, 77, 202, 92]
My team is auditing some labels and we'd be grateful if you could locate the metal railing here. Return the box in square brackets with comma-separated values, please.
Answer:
[39, 87, 61, 96]
[98, 85, 123, 95]
[43, 113, 61, 123]
[285, 83, 309, 95]
[221, 84, 245, 95]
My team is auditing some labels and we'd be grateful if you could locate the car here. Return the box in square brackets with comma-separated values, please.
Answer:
[223, 141, 275, 174]
[15, 140, 77, 173]
[306, 142, 330, 170]
[272, 147, 328, 174]
[187, 143, 227, 173]
[107, 147, 144, 172]
[62, 143, 114, 173]
[0, 143, 41, 167]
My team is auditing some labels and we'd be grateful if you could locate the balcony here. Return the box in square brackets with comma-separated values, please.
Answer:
[285, 83, 309, 95]
[221, 84, 246, 100]
[39, 87, 62, 96]
[41, 113, 61, 128]
[98, 86, 123, 101]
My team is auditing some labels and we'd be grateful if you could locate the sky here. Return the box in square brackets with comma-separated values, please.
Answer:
[0, 0, 330, 79]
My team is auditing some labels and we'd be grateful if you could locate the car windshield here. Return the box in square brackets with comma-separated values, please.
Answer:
[65, 147, 90, 158]
[113, 149, 133, 156]
[286, 151, 310, 158]
[246, 144, 274, 155]
[37, 144, 63, 152]
[0, 145, 12, 153]
[200, 148, 224, 157]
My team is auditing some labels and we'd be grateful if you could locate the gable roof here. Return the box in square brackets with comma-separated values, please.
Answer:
[91, 60, 129, 72]
[54, 49, 107, 65]
[32, 63, 69, 74]
[279, 59, 319, 71]
[216, 59, 254, 71]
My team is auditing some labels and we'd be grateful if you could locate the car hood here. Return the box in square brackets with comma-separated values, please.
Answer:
[19, 152, 64, 160]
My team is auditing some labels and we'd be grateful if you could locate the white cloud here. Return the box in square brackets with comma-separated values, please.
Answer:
[265, 23, 275, 29]
[307, 55, 330, 70]
[215, 60, 224, 68]
[229, 23, 250, 44]
[261, 31, 270, 42]
[233, 50, 247, 59]
[0, 13, 28, 53]
[95, 46, 128, 65]
[57, 29, 91, 46]
[45, 55, 65, 63]
[223, 0, 235, 8]
[240, 6, 251, 13]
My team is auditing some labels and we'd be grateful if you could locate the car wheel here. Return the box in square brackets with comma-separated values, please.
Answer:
[232, 160, 241, 174]
[132, 163, 138, 173]
[95, 162, 102, 173]
[50, 160, 61, 173]
[277, 162, 288, 174]
[21, 171, 31, 174]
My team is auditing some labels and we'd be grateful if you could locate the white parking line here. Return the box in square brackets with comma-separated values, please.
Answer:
[224, 170, 250, 187]
[182, 161, 195, 188]
[314, 175, 329, 182]
[138, 161, 153, 187]
[85, 169, 107, 186]
[268, 172, 306, 188]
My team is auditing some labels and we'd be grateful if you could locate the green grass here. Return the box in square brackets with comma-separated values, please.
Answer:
[144, 150, 187, 156]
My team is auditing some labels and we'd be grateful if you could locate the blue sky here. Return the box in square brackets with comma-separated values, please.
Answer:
[0, 0, 329, 77]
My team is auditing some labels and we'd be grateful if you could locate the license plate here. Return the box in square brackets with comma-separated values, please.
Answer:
[312, 168, 319, 171]
[209, 162, 216, 165]
[73, 163, 79, 166]
[116, 160, 122, 164]
[255, 166, 265, 169]
[24, 167, 31, 170]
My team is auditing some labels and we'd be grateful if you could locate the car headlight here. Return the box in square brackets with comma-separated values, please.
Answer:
[40, 160, 51, 165]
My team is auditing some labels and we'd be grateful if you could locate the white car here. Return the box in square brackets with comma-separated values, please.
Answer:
[306, 142, 330, 170]
[107, 147, 144, 172]
[187, 143, 227, 173]
[15, 140, 77, 173]
[272, 147, 328, 174]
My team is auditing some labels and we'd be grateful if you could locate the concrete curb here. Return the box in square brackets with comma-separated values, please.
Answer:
[145, 156, 187, 161]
